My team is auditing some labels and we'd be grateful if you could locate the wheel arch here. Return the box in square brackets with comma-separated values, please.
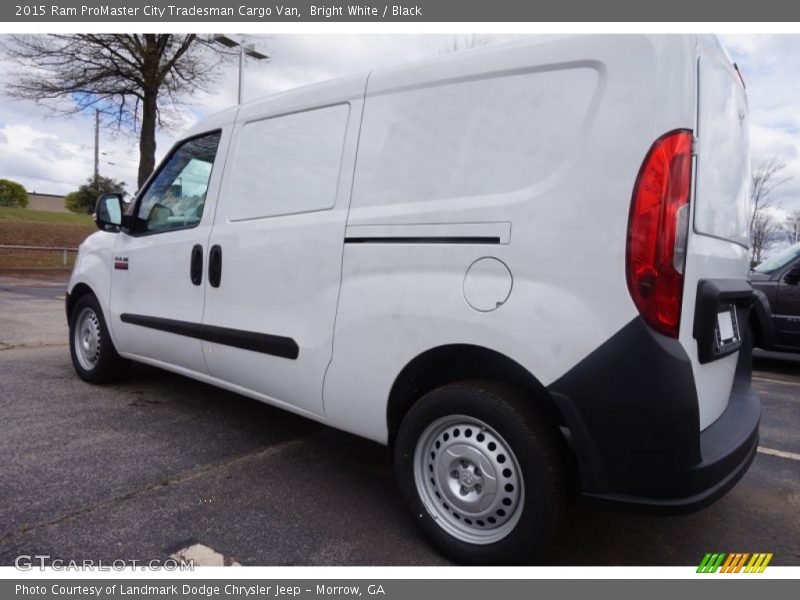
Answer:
[750, 288, 775, 349]
[66, 282, 96, 321]
[386, 344, 565, 449]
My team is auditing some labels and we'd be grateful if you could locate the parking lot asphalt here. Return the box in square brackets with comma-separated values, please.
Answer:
[0, 274, 798, 566]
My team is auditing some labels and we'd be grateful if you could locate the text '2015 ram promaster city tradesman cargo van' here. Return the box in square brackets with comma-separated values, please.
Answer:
[68, 35, 759, 564]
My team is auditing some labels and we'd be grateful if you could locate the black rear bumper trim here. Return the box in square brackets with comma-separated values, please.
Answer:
[582, 433, 758, 514]
[549, 308, 760, 513]
[581, 369, 760, 514]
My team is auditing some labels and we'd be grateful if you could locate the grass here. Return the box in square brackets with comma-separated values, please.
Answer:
[0, 207, 97, 270]
[0, 206, 93, 224]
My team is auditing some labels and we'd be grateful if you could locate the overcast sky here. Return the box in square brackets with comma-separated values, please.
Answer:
[1, 34, 798, 212]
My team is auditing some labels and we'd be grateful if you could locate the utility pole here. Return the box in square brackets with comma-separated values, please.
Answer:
[206, 35, 269, 104]
[93, 109, 99, 184]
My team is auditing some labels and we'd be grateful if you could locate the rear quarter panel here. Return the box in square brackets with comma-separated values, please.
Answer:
[323, 35, 699, 443]
[680, 35, 751, 429]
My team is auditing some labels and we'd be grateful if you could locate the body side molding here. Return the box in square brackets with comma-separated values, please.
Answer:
[119, 313, 299, 359]
[344, 236, 501, 245]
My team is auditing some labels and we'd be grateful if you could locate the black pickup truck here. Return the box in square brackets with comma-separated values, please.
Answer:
[750, 242, 800, 352]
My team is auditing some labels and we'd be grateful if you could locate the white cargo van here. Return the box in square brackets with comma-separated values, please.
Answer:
[68, 35, 759, 564]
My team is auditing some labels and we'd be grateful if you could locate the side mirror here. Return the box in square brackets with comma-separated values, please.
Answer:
[784, 264, 800, 285]
[94, 193, 123, 232]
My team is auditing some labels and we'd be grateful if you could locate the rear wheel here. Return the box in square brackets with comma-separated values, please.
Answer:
[69, 293, 129, 383]
[394, 380, 566, 564]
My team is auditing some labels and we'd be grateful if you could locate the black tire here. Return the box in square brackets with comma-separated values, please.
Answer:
[68, 293, 130, 384]
[748, 321, 759, 351]
[394, 379, 566, 565]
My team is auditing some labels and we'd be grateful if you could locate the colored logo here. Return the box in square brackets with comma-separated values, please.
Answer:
[697, 553, 773, 573]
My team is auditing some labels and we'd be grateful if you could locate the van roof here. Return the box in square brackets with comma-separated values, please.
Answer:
[185, 34, 704, 136]
[186, 35, 574, 134]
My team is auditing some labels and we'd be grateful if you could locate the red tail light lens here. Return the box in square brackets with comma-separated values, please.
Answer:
[626, 130, 693, 338]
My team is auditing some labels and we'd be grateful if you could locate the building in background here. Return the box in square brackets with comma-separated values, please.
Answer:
[26, 192, 68, 213]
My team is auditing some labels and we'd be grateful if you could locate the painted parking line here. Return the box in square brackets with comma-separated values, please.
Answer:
[170, 543, 241, 566]
[752, 375, 800, 387]
[757, 446, 800, 462]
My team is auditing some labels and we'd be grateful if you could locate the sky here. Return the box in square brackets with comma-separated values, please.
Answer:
[723, 35, 800, 216]
[0, 34, 798, 214]
[0, 34, 459, 197]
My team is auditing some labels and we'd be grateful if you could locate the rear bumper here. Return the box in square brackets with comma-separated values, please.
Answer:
[583, 373, 759, 513]
[549, 314, 760, 514]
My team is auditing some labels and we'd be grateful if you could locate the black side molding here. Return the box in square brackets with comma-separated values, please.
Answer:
[119, 314, 299, 360]
[344, 236, 501, 245]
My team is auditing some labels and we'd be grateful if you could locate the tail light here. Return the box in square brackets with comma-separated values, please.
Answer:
[626, 129, 693, 338]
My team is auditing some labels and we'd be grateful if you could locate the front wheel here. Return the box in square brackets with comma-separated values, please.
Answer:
[394, 380, 566, 564]
[69, 293, 129, 384]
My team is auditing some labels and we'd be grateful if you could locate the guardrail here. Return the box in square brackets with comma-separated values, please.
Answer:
[0, 244, 78, 266]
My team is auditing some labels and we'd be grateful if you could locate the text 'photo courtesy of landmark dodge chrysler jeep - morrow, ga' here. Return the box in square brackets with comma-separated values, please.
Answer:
[67, 34, 759, 564]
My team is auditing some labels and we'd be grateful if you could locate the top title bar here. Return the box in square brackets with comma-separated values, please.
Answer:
[4, 0, 800, 22]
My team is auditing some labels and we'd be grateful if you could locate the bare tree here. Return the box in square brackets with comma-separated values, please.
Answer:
[749, 157, 790, 266]
[751, 210, 783, 266]
[3, 35, 235, 188]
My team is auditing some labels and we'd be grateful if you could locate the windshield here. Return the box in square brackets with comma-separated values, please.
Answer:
[753, 242, 800, 273]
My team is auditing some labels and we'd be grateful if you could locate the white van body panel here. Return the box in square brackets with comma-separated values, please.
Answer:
[199, 75, 367, 417]
[107, 123, 234, 374]
[679, 36, 751, 429]
[68, 231, 118, 340]
[68, 36, 756, 512]
[183, 106, 239, 139]
[323, 35, 700, 442]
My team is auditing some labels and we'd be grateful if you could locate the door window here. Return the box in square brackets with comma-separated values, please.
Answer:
[135, 131, 222, 234]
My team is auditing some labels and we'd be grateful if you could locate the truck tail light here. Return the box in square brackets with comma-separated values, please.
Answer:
[626, 129, 693, 338]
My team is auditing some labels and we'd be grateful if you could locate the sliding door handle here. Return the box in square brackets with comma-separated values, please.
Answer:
[209, 244, 222, 288]
[190, 244, 203, 286]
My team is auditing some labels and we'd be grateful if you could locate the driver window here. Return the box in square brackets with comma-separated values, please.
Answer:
[136, 131, 222, 233]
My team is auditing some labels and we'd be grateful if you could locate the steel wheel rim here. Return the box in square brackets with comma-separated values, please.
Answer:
[413, 414, 524, 545]
[74, 307, 101, 371]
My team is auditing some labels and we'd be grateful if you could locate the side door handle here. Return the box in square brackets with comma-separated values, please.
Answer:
[190, 244, 203, 286]
[208, 244, 222, 288]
